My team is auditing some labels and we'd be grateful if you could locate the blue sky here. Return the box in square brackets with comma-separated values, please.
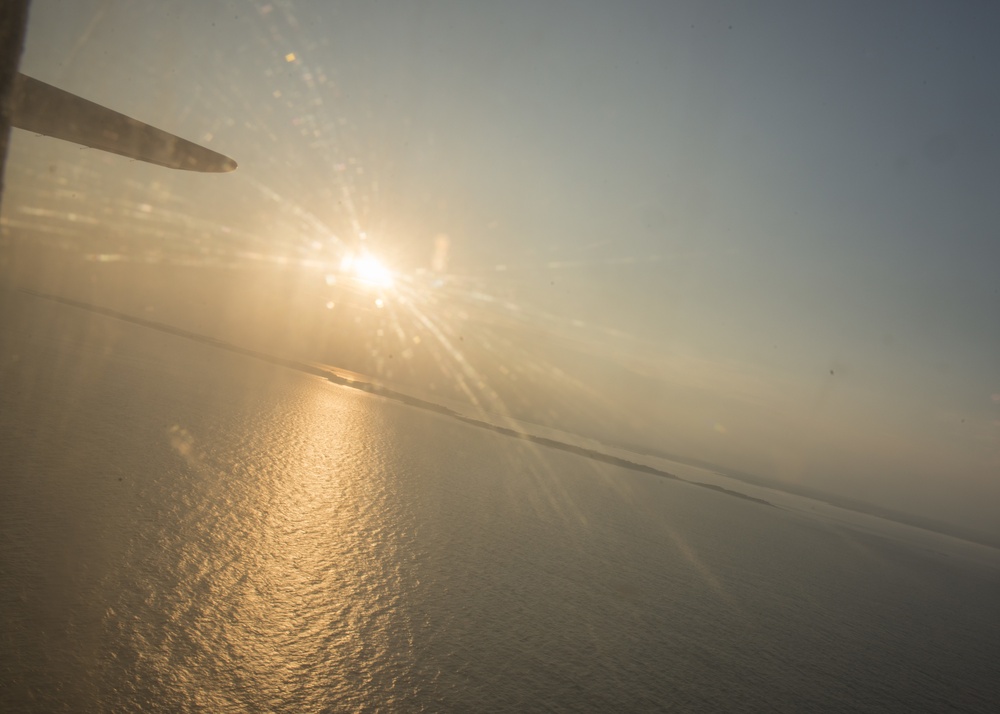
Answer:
[6, 0, 1000, 534]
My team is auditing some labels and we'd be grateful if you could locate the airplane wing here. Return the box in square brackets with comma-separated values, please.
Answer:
[9, 72, 237, 173]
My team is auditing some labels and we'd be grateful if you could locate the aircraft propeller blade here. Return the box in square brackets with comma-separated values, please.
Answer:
[9, 72, 237, 173]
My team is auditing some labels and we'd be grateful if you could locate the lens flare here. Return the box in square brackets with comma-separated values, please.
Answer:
[346, 252, 394, 289]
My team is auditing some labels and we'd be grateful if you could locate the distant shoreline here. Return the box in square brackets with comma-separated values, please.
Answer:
[26, 288, 1000, 547]
[17, 287, 779, 512]
[610, 438, 1000, 551]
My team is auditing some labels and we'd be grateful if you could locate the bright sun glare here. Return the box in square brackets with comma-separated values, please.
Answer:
[342, 252, 395, 289]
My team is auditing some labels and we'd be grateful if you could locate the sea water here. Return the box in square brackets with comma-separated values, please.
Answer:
[2, 291, 999, 712]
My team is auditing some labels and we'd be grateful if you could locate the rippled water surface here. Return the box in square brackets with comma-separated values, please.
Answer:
[2, 291, 1000, 712]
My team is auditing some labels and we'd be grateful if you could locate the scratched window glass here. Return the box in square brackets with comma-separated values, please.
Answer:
[2, 2, 999, 712]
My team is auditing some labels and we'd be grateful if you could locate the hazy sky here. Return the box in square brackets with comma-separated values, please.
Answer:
[5, 0, 1000, 534]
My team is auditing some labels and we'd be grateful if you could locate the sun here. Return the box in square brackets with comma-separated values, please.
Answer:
[342, 251, 394, 289]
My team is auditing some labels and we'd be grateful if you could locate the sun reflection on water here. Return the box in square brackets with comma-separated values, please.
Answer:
[155, 381, 420, 710]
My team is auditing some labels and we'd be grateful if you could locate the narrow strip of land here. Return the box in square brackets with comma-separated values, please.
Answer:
[18, 288, 775, 508]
